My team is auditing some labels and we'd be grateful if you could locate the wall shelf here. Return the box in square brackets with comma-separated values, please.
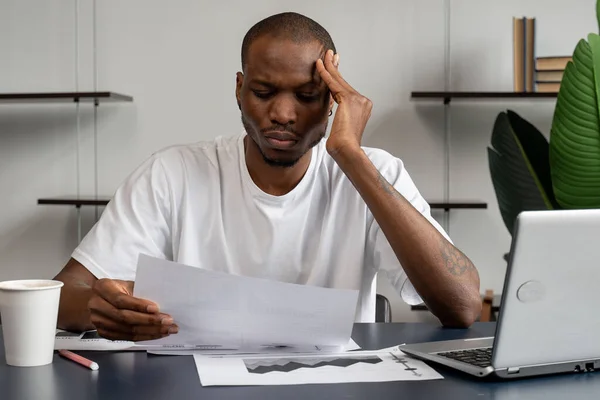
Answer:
[411, 91, 557, 104]
[0, 91, 133, 104]
[37, 197, 487, 211]
[429, 201, 487, 211]
[38, 197, 110, 207]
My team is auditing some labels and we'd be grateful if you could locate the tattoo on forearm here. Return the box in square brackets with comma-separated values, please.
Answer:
[379, 170, 474, 276]
[440, 236, 475, 276]
[378, 171, 403, 200]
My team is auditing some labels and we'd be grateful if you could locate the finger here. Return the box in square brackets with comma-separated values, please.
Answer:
[316, 58, 345, 100]
[91, 311, 179, 336]
[94, 279, 159, 314]
[115, 280, 135, 295]
[89, 294, 173, 327]
[323, 50, 353, 92]
[317, 51, 354, 101]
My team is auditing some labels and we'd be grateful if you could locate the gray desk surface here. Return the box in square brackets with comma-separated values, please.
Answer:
[2, 322, 600, 400]
[411, 294, 502, 312]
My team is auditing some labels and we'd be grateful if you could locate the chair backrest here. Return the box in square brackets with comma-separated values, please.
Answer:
[375, 294, 391, 323]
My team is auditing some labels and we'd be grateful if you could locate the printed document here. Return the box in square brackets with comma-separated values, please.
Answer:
[132, 254, 360, 352]
[193, 345, 444, 386]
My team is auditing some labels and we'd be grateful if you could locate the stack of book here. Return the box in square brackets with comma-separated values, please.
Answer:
[513, 16, 573, 93]
[535, 56, 572, 92]
[513, 17, 536, 92]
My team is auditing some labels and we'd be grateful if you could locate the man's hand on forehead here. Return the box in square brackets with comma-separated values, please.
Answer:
[316, 48, 370, 155]
[313, 50, 339, 90]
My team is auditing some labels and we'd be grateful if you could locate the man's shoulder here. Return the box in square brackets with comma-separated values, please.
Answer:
[151, 133, 243, 169]
[321, 141, 405, 177]
[361, 145, 401, 166]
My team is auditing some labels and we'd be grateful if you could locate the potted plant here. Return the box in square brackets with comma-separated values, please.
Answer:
[488, 1, 600, 236]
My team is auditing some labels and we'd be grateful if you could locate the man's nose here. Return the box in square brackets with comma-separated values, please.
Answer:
[269, 95, 297, 126]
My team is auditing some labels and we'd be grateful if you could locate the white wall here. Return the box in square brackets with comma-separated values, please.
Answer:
[0, 0, 596, 322]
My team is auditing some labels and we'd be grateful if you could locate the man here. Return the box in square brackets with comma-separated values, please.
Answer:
[54, 12, 481, 341]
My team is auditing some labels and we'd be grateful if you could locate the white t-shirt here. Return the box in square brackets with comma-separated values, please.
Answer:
[73, 133, 450, 322]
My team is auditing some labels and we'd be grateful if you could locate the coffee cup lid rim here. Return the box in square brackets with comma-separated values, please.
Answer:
[0, 279, 64, 292]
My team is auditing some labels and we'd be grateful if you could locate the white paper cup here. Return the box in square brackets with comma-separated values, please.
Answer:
[0, 279, 64, 367]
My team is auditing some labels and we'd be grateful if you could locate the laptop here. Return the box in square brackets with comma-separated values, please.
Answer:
[401, 209, 600, 379]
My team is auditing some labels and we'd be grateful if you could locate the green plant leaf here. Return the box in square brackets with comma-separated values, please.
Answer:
[506, 110, 559, 209]
[488, 148, 518, 234]
[597, 0, 600, 34]
[549, 34, 600, 208]
[488, 111, 556, 235]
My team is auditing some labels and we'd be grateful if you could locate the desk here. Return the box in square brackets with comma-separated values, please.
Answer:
[2, 322, 600, 399]
[411, 295, 502, 313]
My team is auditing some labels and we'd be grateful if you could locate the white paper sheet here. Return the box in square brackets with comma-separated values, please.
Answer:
[193, 345, 443, 386]
[54, 330, 139, 351]
[147, 339, 361, 355]
[54, 330, 221, 351]
[133, 254, 360, 351]
[54, 330, 360, 355]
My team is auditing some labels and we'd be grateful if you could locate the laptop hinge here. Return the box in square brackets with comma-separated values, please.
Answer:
[507, 367, 520, 374]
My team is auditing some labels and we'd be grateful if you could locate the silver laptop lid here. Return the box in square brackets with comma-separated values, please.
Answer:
[493, 209, 600, 369]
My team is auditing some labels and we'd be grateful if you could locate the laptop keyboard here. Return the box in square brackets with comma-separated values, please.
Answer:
[437, 347, 493, 368]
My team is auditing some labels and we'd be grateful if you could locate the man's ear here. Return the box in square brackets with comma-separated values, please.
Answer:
[236, 72, 244, 110]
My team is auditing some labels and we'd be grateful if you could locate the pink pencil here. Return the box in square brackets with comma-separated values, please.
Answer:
[58, 349, 99, 371]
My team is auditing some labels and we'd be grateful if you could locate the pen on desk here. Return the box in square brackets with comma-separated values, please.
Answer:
[58, 349, 99, 371]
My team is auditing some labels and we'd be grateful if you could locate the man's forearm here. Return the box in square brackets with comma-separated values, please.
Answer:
[331, 146, 482, 327]
[56, 280, 95, 332]
[54, 258, 99, 332]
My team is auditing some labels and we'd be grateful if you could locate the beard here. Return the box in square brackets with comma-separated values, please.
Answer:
[241, 114, 327, 168]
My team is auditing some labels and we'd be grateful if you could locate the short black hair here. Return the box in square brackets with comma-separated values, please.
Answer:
[241, 12, 336, 70]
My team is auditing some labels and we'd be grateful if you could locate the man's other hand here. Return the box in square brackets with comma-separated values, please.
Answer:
[88, 279, 178, 341]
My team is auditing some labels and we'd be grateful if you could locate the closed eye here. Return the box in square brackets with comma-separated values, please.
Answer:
[296, 93, 320, 102]
[252, 90, 274, 99]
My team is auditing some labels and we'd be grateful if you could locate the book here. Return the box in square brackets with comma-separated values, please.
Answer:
[513, 16, 536, 92]
[525, 18, 536, 92]
[536, 82, 561, 92]
[536, 56, 572, 71]
[535, 70, 564, 82]
[513, 17, 525, 92]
